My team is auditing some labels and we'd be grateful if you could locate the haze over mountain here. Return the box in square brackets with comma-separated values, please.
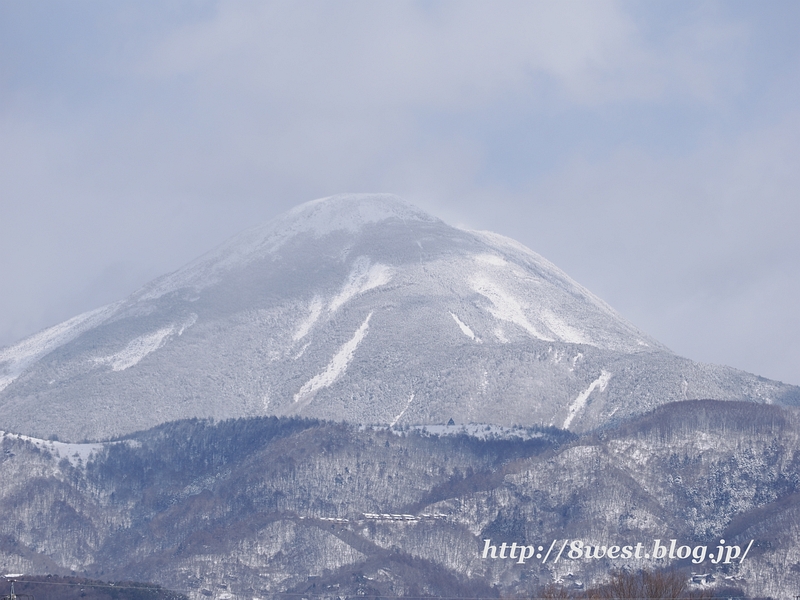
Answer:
[1, 194, 797, 441]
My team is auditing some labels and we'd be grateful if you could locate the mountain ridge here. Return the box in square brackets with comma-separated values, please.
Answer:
[0, 193, 797, 441]
[1, 401, 799, 598]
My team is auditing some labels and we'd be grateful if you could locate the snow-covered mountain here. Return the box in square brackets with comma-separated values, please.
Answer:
[1, 193, 797, 441]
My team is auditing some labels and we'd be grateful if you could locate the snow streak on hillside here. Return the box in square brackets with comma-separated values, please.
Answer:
[294, 312, 373, 406]
[0, 303, 119, 392]
[0, 194, 797, 441]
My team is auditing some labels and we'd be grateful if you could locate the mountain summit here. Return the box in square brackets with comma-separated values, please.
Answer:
[1, 194, 797, 441]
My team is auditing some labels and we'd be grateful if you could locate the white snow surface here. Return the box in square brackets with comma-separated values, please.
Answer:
[0, 303, 119, 392]
[469, 229, 630, 323]
[329, 257, 392, 312]
[136, 194, 425, 301]
[293, 257, 389, 343]
[474, 253, 507, 267]
[562, 370, 612, 430]
[390, 393, 415, 427]
[293, 296, 324, 342]
[294, 311, 373, 405]
[1, 430, 108, 467]
[541, 309, 591, 346]
[94, 314, 197, 371]
[279, 193, 433, 239]
[449, 312, 477, 341]
[471, 275, 553, 342]
[461, 236, 659, 352]
[494, 328, 510, 343]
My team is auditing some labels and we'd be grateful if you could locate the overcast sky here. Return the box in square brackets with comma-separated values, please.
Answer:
[2, 1, 800, 385]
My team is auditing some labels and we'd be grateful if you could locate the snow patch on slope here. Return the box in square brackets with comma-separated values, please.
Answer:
[391, 393, 415, 427]
[542, 309, 591, 345]
[294, 297, 324, 341]
[95, 328, 174, 371]
[471, 275, 553, 341]
[294, 312, 373, 405]
[1, 430, 108, 467]
[562, 371, 612, 430]
[470, 228, 666, 351]
[94, 314, 197, 372]
[176, 313, 197, 335]
[474, 253, 507, 267]
[329, 257, 392, 312]
[0, 303, 119, 392]
[450, 312, 479, 342]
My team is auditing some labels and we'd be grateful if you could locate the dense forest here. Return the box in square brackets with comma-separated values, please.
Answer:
[1, 401, 799, 599]
[1, 576, 185, 600]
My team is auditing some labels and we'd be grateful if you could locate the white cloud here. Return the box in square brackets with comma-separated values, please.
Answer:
[1, 0, 798, 389]
[142, 1, 739, 109]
